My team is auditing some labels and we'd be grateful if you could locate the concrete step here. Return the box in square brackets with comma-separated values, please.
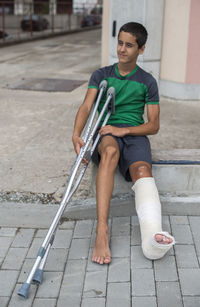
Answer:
[62, 193, 200, 220]
[91, 149, 200, 196]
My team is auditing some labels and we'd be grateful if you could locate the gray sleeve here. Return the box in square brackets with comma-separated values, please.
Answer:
[146, 77, 159, 104]
[88, 69, 104, 89]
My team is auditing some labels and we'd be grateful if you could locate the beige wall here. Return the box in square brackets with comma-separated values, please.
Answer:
[186, 0, 200, 84]
[160, 0, 191, 83]
[101, 0, 110, 67]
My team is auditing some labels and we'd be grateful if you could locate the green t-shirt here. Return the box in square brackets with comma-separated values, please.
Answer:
[88, 63, 159, 126]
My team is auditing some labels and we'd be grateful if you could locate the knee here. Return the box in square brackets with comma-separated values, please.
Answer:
[136, 164, 151, 177]
[100, 146, 119, 165]
[130, 162, 152, 182]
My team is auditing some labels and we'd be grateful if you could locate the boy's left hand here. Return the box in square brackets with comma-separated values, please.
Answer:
[99, 125, 127, 137]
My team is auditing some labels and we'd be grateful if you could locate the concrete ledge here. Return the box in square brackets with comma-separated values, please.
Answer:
[91, 149, 200, 196]
[160, 79, 200, 100]
[0, 203, 60, 228]
[1, 192, 200, 229]
[63, 193, 200, 219]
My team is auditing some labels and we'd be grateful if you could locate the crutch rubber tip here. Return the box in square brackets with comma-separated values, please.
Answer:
[33, 268, 43, 285]
[17, 282, 30, 299]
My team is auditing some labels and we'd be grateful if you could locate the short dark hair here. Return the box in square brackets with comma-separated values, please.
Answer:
[118, 22, 148, 49]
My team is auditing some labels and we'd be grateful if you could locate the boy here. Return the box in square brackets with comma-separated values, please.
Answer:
[72, 22, 175, 264]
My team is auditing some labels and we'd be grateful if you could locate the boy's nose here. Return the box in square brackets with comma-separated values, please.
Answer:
[120, 44, 126, 52]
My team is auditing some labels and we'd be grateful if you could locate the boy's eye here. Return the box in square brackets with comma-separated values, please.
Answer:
[118, 40, 123, 46]
[126, 43, 134, 48]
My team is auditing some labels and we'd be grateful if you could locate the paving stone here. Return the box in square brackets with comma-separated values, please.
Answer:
[167, 244, 175, 256]
[0, 270, 19, 297]
[90, 224, 97, 248]
[57, 296, 81, 307]
[179, 269, 200, 295]
[175, 245, 199, 268]
[44, 248, 68, 272]
[18, 249, 67, 279]
[8, 283, 37, 307]
[35, 230, 73, 248]
[59, 259, 87, 299]
[131, 225, 141, 245]
[59, 220, 75, 229]
[2, 247, 28, 270]
[132, 296, 157, 307]
[11, 229, 35, 248]
[18, 258, 35, 283]
[108, 257, 130, 282]
[189, 217, 200, 255]
[36, 271, 63, 298]
[183, 297, 200, 307]
[0, 237, 13, 258]
[162, 216, 171, 233]
[0, 227, 17, 236]
[170, 216, 189, 225]
[171, 224, 193, 244]
[132, 269, 155, 296]
[83, 269, 107, 298]
[131, 246, 152, 269]
[111, 216, 131, 236]
[111, 236, 130, 258]
[73, 220, 93, 238]
[81, 297, 105, 307]
[26, 237, 43, 258]
[32, 298, 57, 307]
[35, 229, 48, 238]
[156, 282, 183, 307]
[106, 282, 130, 307]
[0, 297, 9, 307]
[68, 238, 90, 260]
[154, 255, 178, 281]
[52, 229, 73, 248]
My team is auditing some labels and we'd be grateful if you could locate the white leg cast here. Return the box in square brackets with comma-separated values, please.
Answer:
[132, 177, 175, 260]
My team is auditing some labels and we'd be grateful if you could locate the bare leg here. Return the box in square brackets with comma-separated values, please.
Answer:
[92, 136, 120, 264]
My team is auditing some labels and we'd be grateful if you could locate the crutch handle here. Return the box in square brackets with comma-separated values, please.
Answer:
[99, 79, 108, 92]
[107, 87, 115, 114]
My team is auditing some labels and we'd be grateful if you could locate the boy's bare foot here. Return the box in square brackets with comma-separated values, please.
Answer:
[92, 230, 111, 265]
[155, 233, 173, 244]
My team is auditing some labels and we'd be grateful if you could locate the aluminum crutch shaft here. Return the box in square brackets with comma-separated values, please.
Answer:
[18, 86, 115, 299]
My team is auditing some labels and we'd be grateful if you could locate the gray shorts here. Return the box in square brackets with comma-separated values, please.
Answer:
[92, 124, 152, 182]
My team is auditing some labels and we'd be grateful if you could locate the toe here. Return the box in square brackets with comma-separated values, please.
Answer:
[104, 257, 111, 264]
[155, 234, 173, 244]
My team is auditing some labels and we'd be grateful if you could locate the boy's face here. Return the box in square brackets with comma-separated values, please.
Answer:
[117, 31, 145, 65]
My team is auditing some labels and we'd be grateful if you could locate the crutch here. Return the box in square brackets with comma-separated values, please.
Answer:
[17, 82, 115, 299]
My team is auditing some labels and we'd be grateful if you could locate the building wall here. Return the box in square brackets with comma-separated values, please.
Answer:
[160, 0, 200, 99]
[160, 0, 190, 83]
[101, 0, 110, 66]
[102, 0, 200, 100]
[186, 0, 200, 84]
[101, 0, 164, 82]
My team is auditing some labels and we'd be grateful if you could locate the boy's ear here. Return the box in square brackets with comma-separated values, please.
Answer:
[139, 44, 145, 55]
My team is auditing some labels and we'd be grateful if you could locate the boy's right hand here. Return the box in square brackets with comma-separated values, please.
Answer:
[72, 135, 88, 164]
[72, 135, 85, 155]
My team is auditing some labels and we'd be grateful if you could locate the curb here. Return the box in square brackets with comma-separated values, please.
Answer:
[1, 193, 200, 228]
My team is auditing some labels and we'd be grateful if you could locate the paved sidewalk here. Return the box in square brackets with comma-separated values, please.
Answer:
[1, 215, 200, 307]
